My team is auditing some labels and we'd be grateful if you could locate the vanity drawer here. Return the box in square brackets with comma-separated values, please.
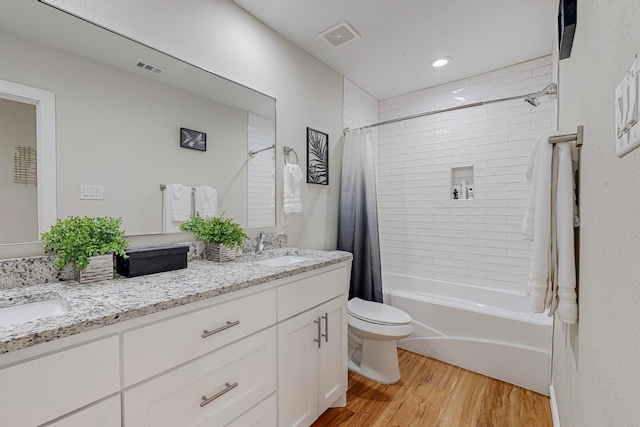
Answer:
[123, 289, 276, 386]
[45, 395, 121, 427]
[124, 327, 277, 427]
[0, 336, 120, 427]
[277, 266, 349, 321]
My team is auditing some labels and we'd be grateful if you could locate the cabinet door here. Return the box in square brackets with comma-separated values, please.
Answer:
[317, 295, 348, 414]
[277, 309, 319, 427]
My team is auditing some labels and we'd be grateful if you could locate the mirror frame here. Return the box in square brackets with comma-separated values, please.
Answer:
[0, 79, 57, 238]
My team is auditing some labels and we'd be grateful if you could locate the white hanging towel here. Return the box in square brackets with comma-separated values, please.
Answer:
[283, 163, 303, 214]
[163, 183, 191, 233]
[195, 186, 217, 218]
[522, 133, 578, 324]
[522, 134, 553, 313]
[554, 143, 578, 324]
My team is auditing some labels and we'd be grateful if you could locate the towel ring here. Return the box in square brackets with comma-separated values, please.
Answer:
[283, 146, 299, 164]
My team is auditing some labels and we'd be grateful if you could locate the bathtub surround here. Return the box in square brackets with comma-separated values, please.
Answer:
[338, 130, 383, 302]
[376, 56, 554, 292]
[384, 272, 552, 394]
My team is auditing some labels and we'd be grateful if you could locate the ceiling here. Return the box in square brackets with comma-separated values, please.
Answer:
[233, 0, 556, 100]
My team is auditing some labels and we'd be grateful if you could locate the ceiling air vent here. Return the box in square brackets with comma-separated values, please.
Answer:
[318, 21, 361, 48]
[134, 60, 164, 74]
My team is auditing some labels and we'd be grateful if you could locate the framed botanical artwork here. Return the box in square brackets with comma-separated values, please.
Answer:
[180, 127, 207, 151]
[307, 127, 328, 185]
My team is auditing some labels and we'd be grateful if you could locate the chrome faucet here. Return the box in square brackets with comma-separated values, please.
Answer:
[255, 231, 267, 254]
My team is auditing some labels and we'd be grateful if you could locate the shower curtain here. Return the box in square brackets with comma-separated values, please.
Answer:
[337, 129, 383, 303]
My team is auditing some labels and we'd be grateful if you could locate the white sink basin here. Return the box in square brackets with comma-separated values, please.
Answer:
[255, 255, 308, 267]
[0, 299, 68, 327]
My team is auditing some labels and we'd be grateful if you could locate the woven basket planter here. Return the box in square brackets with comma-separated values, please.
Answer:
[78, 254, 114, 284]
[205, 243, 236, 262]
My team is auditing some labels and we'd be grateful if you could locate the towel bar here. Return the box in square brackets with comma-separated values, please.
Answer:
[549, 125, 583, 147]
[159, 184, 195, 192]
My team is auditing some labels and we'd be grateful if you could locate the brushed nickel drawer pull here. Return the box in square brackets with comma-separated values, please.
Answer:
[202, 320, 240, 339]
[321, 313, 328, 342]
[314, 318, 321, 348]
[200, 382, 238, 407]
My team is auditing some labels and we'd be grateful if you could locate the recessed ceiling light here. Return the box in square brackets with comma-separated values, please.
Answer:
[430, 57, 452, 68]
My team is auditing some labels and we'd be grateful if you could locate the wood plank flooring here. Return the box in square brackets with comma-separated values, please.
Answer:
[313, 349, 552, 427]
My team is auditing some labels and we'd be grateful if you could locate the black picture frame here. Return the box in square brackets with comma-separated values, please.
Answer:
[558, 0, 577, 60]
[306, 127, 329, 185]
[180, 127, 207, 151]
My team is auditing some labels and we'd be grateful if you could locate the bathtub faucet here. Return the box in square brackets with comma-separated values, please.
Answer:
[255, 231, 267, 254]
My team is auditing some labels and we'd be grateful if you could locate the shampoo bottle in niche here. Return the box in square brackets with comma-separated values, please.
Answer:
[467, 185, 474, 200]
[459, 179, 467, 199]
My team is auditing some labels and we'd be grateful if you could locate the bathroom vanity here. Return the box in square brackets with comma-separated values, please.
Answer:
[0, 249, 352, 427]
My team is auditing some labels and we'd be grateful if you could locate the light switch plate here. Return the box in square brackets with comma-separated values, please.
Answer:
[615, 54, 640, 157]
[80, 184, 104, 200]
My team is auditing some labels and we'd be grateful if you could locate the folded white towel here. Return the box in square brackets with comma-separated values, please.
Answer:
[195, 186, 217, 218]
[283, 163, 303, 214]
[523, 134, 553, 313]
[163, 183, 191, 233]
[554, 143, 578, 323]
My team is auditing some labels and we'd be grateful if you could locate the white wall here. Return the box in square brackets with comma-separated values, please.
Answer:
[376, 57, 554, 291]
[45, 0, 344, 249]
[553, 1, 640, 425]
[0, 99, 37, 243]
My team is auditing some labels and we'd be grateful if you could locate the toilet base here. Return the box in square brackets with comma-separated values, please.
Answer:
[348, 338, 402, 384]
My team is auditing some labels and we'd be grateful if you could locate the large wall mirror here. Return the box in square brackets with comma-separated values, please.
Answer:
[0, 0, 276, 245]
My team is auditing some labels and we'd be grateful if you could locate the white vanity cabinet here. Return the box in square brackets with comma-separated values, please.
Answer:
[0, 259, 351, 427]
[277, 268, 349, 427]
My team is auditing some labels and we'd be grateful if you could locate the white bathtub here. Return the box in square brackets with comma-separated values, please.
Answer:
[382, 272, 552, 395]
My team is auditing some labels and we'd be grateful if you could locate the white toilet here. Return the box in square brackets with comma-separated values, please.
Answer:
[347, 297, 413, 384]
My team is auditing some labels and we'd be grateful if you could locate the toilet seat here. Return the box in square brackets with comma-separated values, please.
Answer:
[347, 297, 412, 326]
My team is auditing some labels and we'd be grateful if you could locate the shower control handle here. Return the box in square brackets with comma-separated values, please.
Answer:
[321, 313, 328, 342]
[314, 318, 321, 348]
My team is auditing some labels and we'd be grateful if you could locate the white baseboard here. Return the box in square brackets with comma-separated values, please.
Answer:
[549, 385, 560, 427]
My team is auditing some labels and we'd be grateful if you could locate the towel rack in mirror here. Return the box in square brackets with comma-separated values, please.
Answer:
[248, 144, 275, 158]
[283, 146, 299, 164]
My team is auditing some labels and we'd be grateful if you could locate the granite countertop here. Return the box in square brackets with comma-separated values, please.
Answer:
[0, 248, 352, 355]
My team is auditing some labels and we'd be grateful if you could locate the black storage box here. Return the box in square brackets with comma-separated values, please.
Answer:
[116, 244, 189, 278]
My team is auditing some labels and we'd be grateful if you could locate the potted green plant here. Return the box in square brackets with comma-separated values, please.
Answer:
[41, 216, 129, 284]
[180, 212, 248, 262]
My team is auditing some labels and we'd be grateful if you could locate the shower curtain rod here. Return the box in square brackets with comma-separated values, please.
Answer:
[343, 83, 558, 134]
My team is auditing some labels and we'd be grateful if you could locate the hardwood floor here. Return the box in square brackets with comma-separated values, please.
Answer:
[313, 349, 552, 427]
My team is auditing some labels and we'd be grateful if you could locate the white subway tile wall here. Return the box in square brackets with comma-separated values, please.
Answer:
[375, 57, 554, 292]
[247, 112, 276, 228]
[343, 77, 379, 130]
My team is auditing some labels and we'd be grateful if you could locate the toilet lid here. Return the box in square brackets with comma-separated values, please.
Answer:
[347, 297, 412, 326]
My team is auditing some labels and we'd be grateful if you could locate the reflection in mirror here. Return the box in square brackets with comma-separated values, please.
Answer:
[0, 0, 276, 245]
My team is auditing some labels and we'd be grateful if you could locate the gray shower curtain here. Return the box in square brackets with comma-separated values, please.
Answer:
[337, 129, 383, 303]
